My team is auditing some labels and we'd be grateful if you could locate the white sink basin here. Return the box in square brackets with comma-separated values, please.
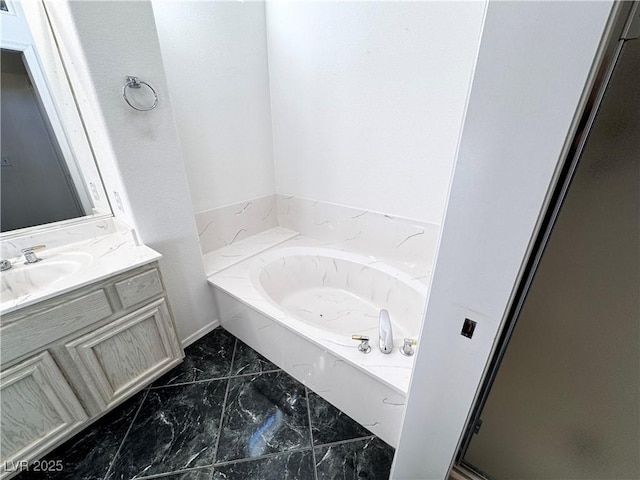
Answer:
[0, 252, 93, 304]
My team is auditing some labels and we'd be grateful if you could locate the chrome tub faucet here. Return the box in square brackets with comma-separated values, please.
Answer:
[22, 245, 46, 264]
[379, 309, 393, 354]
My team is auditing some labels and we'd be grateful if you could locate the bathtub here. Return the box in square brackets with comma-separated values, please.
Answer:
[208, 234, 430, 446]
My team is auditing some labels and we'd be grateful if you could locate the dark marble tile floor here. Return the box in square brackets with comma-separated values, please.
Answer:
[15, 327, 395, 480]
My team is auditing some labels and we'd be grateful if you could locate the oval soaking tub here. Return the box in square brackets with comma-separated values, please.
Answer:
[251, 247, 426, 345]
[208, 236, 431, 446]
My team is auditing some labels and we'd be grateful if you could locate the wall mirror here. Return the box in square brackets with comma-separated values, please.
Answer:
[0, 0, 110, 235]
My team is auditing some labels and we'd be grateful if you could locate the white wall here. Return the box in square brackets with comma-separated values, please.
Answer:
[153, 1, 275, 215]
[392, 1, 613, 478]
[47, 0, 218, 343]
[266, 2, 485, 224]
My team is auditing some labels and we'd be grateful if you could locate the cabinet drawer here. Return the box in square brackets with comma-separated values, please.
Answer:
[114, 269, 163, 309]
[0, 351, 87, 477]
[65, 299, 183, 409]
[0, 290, 112, 365]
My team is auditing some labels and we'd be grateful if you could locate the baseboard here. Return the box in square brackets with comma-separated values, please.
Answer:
[180, 319, 221, 348]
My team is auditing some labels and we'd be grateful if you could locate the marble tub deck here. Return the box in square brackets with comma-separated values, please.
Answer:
[16, 327, 394, 480]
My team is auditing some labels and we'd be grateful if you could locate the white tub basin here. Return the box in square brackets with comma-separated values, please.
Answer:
[251, 246, 427, 343]
[209, 237, 432, 445]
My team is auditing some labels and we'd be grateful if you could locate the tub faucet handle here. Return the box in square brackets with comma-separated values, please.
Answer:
[352, 335, 371, 354]
[400, 338, 417, 356]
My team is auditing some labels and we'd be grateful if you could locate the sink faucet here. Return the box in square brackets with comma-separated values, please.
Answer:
[22, 245, 46, 264]
[379, 309, 393, 354]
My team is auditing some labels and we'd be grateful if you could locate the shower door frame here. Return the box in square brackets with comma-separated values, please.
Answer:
[452, 2, 639, 478]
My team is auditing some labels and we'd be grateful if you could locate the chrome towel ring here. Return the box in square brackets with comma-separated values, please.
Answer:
[122, 76, 158, 111]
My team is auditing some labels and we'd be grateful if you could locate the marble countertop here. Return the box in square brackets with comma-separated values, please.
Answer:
[1, 233, 161, 315]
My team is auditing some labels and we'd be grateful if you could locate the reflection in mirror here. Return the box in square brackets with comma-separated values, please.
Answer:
[1, 0, 111, 236]
[1, 48, 89, 231]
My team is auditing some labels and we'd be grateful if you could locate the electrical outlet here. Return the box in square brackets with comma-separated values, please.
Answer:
[113, 191, 124, 213]
[1, 155, 11, 167]
[461, 318, 477, 339]
[89, 182, 100, 201]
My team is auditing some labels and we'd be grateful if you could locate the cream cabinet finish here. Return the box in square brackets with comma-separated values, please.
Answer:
[66, 298, 182, 409]
[114, 269, 164, 309]
[1, 290, 113, 366]
[0, 262, 183, 479]
[0, 352, 87, 478]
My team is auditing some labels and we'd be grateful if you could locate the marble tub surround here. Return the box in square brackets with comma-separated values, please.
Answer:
[214, 285, 409, 447]
[209, 234, 429, 445]
[202, 227, 298, 276]
[198, 196, 434, 448]
[16, 327, 394, 480]
[0, 231, 160, 314]
[277, 195, 440, 266]
[209, 235, 429, 395]
[197, 195, 439, 274]
[196, 194, 278, 255]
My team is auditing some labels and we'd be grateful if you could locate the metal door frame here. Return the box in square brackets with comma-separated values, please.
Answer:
[453, 2, 639, 477]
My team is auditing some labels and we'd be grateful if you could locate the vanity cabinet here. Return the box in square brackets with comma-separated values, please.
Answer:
[0, 262, 183, 479]
[0, 352, 87, 477]
[66, 298, 181, 409]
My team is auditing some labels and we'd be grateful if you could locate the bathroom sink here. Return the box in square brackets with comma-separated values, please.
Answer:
[0, 252, 93, 304]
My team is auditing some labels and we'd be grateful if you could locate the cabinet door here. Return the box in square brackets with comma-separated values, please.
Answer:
[65, 299, 183, 408]
[0, 352, 87, 477]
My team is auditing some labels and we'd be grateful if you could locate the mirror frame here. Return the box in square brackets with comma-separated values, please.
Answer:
[0, 0, 112, 239]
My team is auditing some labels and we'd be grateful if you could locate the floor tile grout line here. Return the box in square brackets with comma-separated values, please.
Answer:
[101, 388, 150, 480]
[206, 433, 376, 470]
[211, 377, 232, 463]
[134, 464, 212, 480]
[209, 339, 237, 479]
[208, 446, 313, 468]
[305, 386, 319, 480]
[313, 435, 376, 450]
[228, 338, 238, 385]
[232, 367, 282, 378]
[133, 435, 379, 480]
[148, 368, 283, 390]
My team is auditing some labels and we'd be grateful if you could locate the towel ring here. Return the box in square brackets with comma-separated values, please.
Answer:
[122, 76, 158, 111]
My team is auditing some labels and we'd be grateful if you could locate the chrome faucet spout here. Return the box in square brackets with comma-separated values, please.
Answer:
[22, 245, 46, 264]
[379, 309, 393, 354]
